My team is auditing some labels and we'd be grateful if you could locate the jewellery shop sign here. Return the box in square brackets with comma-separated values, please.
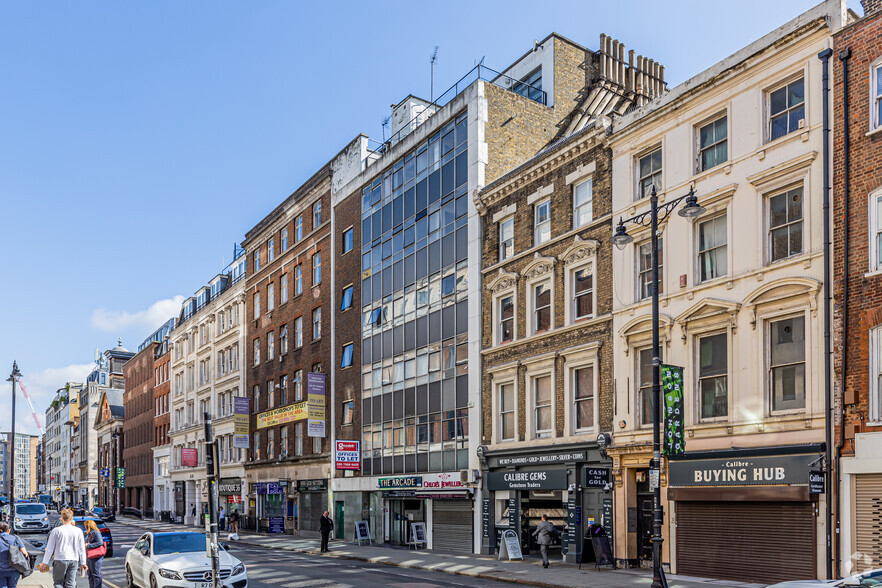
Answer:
[668, 454, 819, 487]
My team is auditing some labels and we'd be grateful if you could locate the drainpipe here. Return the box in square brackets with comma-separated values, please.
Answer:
[835, 46, 851, 580]
[817, 46, 834, 581]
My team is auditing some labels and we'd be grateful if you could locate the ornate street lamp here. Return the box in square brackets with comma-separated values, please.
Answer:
[7, 362, 21, 523]
[610, 185, 704, 588]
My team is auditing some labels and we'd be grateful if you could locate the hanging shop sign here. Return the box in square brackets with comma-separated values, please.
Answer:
[668, 454, 821, 487]
[335, 440, 360, 470]
[662, 364, 685, 456]
[233, 397, 251, 448]
[486, 469, 568, 491]
[256, 401, 307, 429]
[307, 372, 326, 438]
[809, 470, 825, 494]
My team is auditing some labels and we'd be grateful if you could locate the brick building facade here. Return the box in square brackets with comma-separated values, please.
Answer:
[832, 0, 882, 573]
[122, 341, 156, 515]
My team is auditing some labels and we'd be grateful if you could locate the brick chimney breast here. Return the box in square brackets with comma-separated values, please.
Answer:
[862, 0, 882, 16]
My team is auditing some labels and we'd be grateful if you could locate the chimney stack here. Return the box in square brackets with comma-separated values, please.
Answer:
[861, 0, 881, 16]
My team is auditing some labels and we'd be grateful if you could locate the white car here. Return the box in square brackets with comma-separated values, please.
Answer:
[13, 503, 50, 533]
[125, 532, 247, 588]
[766, 568, 882, 587]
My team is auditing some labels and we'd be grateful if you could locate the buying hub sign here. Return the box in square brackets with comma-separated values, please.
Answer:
[668, 454, 819, 487]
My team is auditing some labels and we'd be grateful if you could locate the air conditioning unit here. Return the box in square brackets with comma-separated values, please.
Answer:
[460, 469, 481, 486]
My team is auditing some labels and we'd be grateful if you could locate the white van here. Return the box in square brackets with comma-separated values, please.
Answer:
[14, 502, 49, 533]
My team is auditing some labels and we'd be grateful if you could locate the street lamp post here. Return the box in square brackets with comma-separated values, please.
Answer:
[611, 185, 704, 588]
[112, 429, 120, 515]
[7, 362, 21, 523]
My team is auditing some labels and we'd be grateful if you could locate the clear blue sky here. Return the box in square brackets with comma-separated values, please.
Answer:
[0, 0, 859, 436]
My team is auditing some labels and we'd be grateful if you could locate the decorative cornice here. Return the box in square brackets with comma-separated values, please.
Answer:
[744, 276, 822, 328]
[558, 235, 601, 265]
[674, 297, 742, 341]
[521, 253, 556, 281]
[746, 151, 817, 188]
[486, 268, 519, 294]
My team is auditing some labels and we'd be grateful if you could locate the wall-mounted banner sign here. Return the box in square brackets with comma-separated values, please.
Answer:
[496, 451, 586, 466]
[377, 473, 464, 490]
[335, 440, 360, 470]
[584, 468, 611, 488]
[256, 400, 307, 429]
[669, 454, 821, 487]
[255, 482, 283, 495]
[233, 397, 250, 448]
[487, 469, 568, 491]
[217, 478, 242, 496]
[115, 467, 126, 489]
[809, 470, 825, 494]
[181, 447, 198, 468]
[307, 372, 326, 438]
[378, 476, 422, 489]
[661, 364, 685, 456]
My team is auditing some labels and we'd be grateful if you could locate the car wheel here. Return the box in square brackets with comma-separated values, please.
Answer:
[126, 565, 137, 588]
[150, 574, 157, 588]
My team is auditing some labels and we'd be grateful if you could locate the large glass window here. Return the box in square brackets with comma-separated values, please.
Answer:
[343, 228, 354, 254]
[294, 264, 303, 296]
[512, 67, 542, 102]
[267, 332, 274, 360]
[267, 238, 275, 263]
[698, 215, 727, 282]
[294, 317, 303, 348]
[573, 179, 593, 228]
[872, 192, 882, 271]
[533, 375, 552, 439]
[295, 215, 303, 242]
[638, 239, 663, 300]
[769, 316, 806, 412]
[698, 116, 728, 171]
[253, 292, 260, 319]
[875, 65, 882, 130]
[281, 274, 288, 304]
[698, 333, 728, 419]
[769, 78, 805, 141]
[341, 285, 353, 311]
[534, 200, 551, 245]
[312, 253, 322, 285]
[281, 227, 288, 251]
[499, 295, 514, 343]
[574, 366, 594, 431]
[267, 283, 274, 312]
[638, 148, 662, 200]
[280, 325, 288, 355]
[574, 266, 593, 320]
[638, 347, 662, 426]
[500, 384, 515, 441]
[312, 308, 321, 340]
[871, 326, 882, 422]
[533, 283, 551, 333]
[313, 201, 322, 229]
[769, 187, 803, 262]
[499, 218, 514, 261]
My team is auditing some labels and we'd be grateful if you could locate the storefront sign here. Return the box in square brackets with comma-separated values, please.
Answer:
[256, 482, 283, 495]
[181, 448, 198, 467]
[335, 440, 360, 470]
[809, 470, 825, 494]
[381, 491, 469, 499]
[296, 479, 328, 492]
[378, 476, 422, 489]
[256, 401, 307, 429]
[217, 478, 241, 496]
[662, 364, 685, 455]
[355, 520, 371, 545]
[411, 522, 427, 548]
[496, 451, 586, 466]
[482, 498, 490, 539]
[668, 454, 820, 487]
[498, 529, 523, 561]
[307, 372, 326, 438]
[226, 495, 243, 504]
[487, 469, 568, 491]
[268, 516, 285, 534]
[584, 468, 611, 488]
[233, 397, 250, 448]
[602, 498, 613, 538]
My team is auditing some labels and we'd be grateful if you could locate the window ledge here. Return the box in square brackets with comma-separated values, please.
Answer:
[866, 126, 882, 138]
[864, 269, 882, 279]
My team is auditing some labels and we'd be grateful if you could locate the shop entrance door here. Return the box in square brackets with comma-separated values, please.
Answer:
[335, 501, 345, 540]
[636, 495, 654, 564]
[388, 499, 424, 546]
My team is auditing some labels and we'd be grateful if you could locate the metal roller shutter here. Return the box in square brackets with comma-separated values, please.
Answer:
[676, 501, 814, 584]
[432, 500, 473, 553]
[855, 474, 882, 571]
[300, 493, 327, 532]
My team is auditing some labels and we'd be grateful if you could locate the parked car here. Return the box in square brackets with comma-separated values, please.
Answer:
[13, 503, 49, 533]
[54, 516, 114, 558]
[90, 506, 115, 522]
[766, 568, 882, 586]
[125, 532, 246, 588]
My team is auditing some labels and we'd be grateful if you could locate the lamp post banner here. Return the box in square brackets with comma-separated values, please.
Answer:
[233, 397, 250, 448]
[661, 364, 685, 456]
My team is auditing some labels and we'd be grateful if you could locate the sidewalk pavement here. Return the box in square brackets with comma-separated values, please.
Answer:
[114, 517, 768, 588]
[20, 568, 89, 588]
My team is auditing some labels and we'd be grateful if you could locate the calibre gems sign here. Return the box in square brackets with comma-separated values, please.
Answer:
[662, 364, 685, 456]
[233, 397, 250, 449]
[307, 372, 326, 438]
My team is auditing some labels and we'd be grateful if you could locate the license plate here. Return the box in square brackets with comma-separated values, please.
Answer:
[194, 583, 212, 588]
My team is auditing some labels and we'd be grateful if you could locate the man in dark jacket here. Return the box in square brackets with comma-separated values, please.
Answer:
[319, 511, 334, 553]
[532, 514, 557, 568]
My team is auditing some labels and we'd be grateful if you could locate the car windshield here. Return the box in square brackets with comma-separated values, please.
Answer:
[153, 534, 206, 555]
[16, 505, 45, 515]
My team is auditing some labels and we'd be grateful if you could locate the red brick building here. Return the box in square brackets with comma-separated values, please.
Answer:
[154, 338, 171, 449]
[122, 341, 156, 516]
[832, 0, 882, 574]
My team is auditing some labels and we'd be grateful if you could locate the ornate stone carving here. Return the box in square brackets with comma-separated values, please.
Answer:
[559, 236, 600, 265]
[522, 253, 556, 281]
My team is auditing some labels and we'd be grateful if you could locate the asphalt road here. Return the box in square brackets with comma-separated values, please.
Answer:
[98, 523, 515, 588]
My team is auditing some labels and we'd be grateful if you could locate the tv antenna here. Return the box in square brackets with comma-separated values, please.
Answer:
[430, 46, 439, 102]
[381, 115, 391, 141]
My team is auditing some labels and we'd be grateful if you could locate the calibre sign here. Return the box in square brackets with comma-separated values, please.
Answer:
[487, 469, 568, 491]
[668, 454, 820, 487]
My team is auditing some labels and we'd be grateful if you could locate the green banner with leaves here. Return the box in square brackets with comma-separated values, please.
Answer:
[661, 364, 685, 456]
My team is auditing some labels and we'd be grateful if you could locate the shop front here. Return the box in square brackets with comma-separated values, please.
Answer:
[218, 478, 244, 521]
[376, 473, 474, 552]
[251, 481, 288, 533]
[297, 479, 328, 532]
[668, 444, 825, 585]
[481, 444, 612, 564]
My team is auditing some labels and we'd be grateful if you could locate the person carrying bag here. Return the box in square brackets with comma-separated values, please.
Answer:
[83, 520, 105, 588]
[0, 522, 31, 587]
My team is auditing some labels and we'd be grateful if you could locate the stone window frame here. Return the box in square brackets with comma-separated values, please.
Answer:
[267, 282, 275, 312]
[870, 325, 882, 425]
[489, 364, 519, 444]
[533, 198, 552, 246]
[486, 270, 518, 347]
[764, 310, 809, 416]
[523, 255, 556, 338]
[869, 186, 882, 273]
[524, 354, 556, 441]
[763, 72, 807, 144]
[566, 161, 596, 230]
[635, 144, 663, 202]
[872, 57, 882, 132]
[562, 341, 601, 437]
[694, 111, 729, 173]
[618, 315, 673, 431]
[560, 237, 600, 326]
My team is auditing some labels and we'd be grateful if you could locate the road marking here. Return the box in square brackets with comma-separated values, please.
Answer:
[104, 580, 122, 588]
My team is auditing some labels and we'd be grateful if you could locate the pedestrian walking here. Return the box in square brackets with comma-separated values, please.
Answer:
[229, 509, 239, 535]
[37, 509, 86, 588]
[83, 520, 105, 588]
[319, 510, 334, 553]
[532, 515, 558, 569]
[0, 522, 29, 588]
[219, 506, 226, 531]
